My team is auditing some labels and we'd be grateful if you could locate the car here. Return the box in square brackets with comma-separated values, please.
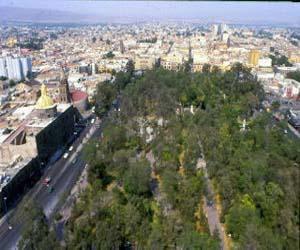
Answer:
[48, 186, 54, 193]
[63, 153, 69, 159]
[91, 118, 95, 124]
[43, 177, 51, 185]
[69, 146, 74, 152]
[72, 158, 77, 164]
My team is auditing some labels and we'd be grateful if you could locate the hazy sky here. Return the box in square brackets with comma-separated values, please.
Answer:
[0, 1, 299, 25]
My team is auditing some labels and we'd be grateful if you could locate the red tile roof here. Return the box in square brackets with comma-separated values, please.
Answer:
[70, 90, 88, 102]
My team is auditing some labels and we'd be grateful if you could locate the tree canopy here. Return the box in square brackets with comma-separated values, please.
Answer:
[66, 64, 299, 249]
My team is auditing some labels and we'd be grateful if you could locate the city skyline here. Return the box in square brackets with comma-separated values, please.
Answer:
[0, 1, 299, 26]
[0, 2, 299, 249]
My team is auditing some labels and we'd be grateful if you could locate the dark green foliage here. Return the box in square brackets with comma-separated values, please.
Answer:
[103, 51, 115, 59]
[126, 59, 135, 75]
[18, 200, 60, 250]
[202, 63, 211, 73]
[9, 79, 16, 87]
[94, 82, 117, 117]
[269, 54, 292, 66]
[287, 70, 300, 82]
[178, 229, 220, 250]
[67, 65, 299, 249]
[124, 161, 152, 196]
[18, 38, 44, 50]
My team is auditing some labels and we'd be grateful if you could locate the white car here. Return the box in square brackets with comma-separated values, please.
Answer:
[63, 153, 69, 159]
[69, 146, 73, 152]
[91, 118, 95, 124]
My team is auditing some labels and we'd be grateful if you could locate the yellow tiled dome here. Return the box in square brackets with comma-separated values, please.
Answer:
[36, 84, 54, 109]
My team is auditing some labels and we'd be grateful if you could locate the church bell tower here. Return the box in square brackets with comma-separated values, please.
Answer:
[57, 67, 71, 103]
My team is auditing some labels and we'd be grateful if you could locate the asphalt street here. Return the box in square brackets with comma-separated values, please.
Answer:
[0, 115, 102, 250]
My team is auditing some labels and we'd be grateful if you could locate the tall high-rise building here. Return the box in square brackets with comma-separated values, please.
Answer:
[0, 56, 32, 81]
[91, 63, 98, 75]
[120, 40, 125, 54]
[0, 58, 7, 78]
[20, 57, 32, 79]
[6, 57, 22, 81]
[221, 32, 229, 43]
[217, 23, 229, 37]
[248, 50, 260, 66]
[212, 24, 218, 37]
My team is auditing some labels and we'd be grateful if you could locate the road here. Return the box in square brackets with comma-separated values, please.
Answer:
[0, 115, 102, 250]
[197, 144, 228, 250]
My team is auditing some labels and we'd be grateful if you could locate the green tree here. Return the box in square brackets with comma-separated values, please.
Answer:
[103, 51, 115, 59]
[202, 63, 211, 73]
[18, 200, 60, 250]
[9, 79, 16, 87]
[271, 100, 280, 111]
[94, 82, 117, 117]
[287, 70, 300, 82]
[0, 76, 8, 81]
[124, 161, 151, 196]
[126, 59, 135, 76]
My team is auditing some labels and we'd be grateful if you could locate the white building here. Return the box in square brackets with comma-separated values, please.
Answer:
[212, 24, 218, 37]
[281, 79, 300, 99]
[0, 58, 7, 78]
[256, 71, 275, 82]
[258, 58, 272, 68]
[0, 56, 32, 81]
[6, 57, 22, 81]
[20, 57, 32, 79]
[221, 32, 230, 43]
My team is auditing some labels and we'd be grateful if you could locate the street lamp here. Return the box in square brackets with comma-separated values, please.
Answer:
[3, 197, 7, 213]
[3, 197, 12, 230]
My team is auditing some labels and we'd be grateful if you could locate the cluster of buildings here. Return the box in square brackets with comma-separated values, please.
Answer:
[0, 22, 299, 213]
[2, 23, 299, 100]
[0, 66, 88, 213]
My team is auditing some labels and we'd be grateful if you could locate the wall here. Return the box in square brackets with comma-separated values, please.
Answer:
[0, 157, 41, 215]
[35, 105, 76, 163]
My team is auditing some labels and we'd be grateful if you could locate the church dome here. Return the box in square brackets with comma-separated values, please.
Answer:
[36, 84, 55, 109]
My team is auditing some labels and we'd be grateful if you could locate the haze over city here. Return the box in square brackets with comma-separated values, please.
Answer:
[0, 1, 299, 26]
[0, 1, 299, 250]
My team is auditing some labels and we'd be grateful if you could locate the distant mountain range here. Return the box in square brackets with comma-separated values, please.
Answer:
[0, 6, 150, 24]
[0, 6, 92, 24]
[0, 5, 299, 27]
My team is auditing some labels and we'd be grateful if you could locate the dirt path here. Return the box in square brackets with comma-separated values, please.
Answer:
[197, 142, 229, 250]
[146, 147, 229, 249]
[146, 151, 172, 215]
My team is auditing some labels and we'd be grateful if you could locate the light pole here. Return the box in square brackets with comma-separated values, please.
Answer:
[3, 197, 7, 214]
[3, 197, 12, 230]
